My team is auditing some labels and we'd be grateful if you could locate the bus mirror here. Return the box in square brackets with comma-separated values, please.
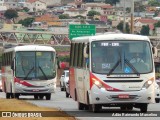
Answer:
[153, 47, 158, 57]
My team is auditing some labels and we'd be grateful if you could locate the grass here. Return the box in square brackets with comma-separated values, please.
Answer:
[0, 98, 76, 120]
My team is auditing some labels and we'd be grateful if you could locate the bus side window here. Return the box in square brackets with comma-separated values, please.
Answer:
[84, 43, 89, 68]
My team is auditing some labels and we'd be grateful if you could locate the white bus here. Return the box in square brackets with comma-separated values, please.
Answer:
[1, 45, 57, 100]
[69, 33, 156, 112]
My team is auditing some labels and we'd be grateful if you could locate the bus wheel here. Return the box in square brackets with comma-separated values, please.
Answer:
[155, 98, 159, 103]
[39, 95, 44, 99]
[34, 95, 39, 100]
[66, 91, 69, 98]
[6, 93, 10, 99]
[78, 102, 84, 110]
[140, 104, 148, 113]
[46, 93, 51, 100]
[60, 83, 64, 91]
[91, 104, 101, 113]
[15, 93, 20, 99]
[127, 105, 133, 110]
[11, 93, 14, 98]
[120, 106, 126, 110]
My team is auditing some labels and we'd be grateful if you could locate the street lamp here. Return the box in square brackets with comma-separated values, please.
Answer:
[123, 0, 126, 33]
[131, 0, 134, 34]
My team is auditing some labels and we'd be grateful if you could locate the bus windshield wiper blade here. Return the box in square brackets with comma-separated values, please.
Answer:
[107, 51, 121, 76]
[39, 66, 48, 80]
[125, 58, 140, 76]
[24, 67, 34, 80]
[107, 59, 121, 76]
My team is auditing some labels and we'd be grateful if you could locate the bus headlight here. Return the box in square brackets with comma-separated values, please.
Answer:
[142, 78, 154, 89]
[15, 82, 22, 87]
[47, 83, 54, 87]
[92, 78, 103, 88]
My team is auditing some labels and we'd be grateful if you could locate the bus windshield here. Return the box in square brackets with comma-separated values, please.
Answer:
[15, 51, 56, 80]
[91, 40, 153, 74]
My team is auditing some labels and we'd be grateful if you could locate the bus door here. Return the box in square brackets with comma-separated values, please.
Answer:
[82, 44, 90, 104]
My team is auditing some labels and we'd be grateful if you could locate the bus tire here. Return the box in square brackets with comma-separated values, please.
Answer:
[78, 102, 84, 110]
[140, 104, 148, 113]
[60, 83, 64, 91]
[155, 98, 159, 103]
[15, 93, 20, 99]
[34, 95, 39, 100]
[10, 93, 14, 98]
[120, 106, 126, 110]
[127, 105, 133, 110]
[91, 104, 101, 113]
[46, 93, 51, 100]
[6, 93, 10, 99]
[66, 91, 69, 98]
[39, 95, 44, 99]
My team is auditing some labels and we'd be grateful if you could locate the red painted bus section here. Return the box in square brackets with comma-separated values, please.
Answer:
[14, 77, 34, 87]
[90, 73, 122, 91]
[69, 67, 76, 100]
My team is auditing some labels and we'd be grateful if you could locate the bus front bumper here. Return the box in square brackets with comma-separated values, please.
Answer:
[90, 86, 155, 104]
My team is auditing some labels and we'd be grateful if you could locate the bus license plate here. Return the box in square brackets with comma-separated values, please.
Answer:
[33, 89, 39, 92]
[118, 94, 129, 99]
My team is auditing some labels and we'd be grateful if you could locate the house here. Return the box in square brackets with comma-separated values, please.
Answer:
[35, 14, 59, 22]
[116, 0, 147, 8]
[134, 18, 158, 34]
[25, 0, 47, 12]
[3, 0, 18, 9]
[17, 0, 27, 8]
[101, 4, 115, 16]
[63, 8, 87, 17]
[39, 0, 61, 7]
[0, 0, 7, 11]
[35, 14, 63, 27]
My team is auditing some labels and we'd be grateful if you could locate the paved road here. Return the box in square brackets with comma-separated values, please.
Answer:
[0, 88, 160, 120]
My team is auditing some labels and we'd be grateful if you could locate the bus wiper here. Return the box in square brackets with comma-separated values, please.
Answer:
[123, 52, 140, 76]
[39, 66, 48, 80]
[24, 67, 34, 80]
[107, 59, 121, 76]
[124, 58, 140, 76]
[107, 51, 121, 76]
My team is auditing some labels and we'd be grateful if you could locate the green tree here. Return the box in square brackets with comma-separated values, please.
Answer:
[148, 0, 160, 6]
[154, 21, 160, 27]
[23, 7, 30, 12]
[117, 21, 130, 33]
[154, 10, 160, 17]
[18, 17, 34, 27]
[87, 10, 100, 17]
[140, 25, 150, 36]
[105, 0, 119, 5]
[4, 9, 18, 23]
[74, 15, 86, 19]
[59, 14, 70, 19]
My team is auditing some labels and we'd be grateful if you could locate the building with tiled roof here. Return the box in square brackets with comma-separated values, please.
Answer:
[25, 0, 47, 12]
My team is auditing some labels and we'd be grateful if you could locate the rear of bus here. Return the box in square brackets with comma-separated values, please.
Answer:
[89, 34, 155, 112]
[13, 45, 56, 100]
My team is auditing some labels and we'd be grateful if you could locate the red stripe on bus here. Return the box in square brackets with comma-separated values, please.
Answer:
[14, 77, 34, 87]
[90, 73, 121, 91]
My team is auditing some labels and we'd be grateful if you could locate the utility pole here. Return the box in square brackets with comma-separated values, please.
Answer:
[131, 0, 134, 34]
[123, 0, 126, 33]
